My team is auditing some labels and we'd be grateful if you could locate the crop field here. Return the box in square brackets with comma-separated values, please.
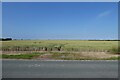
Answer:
[1, 40, 118, 52]
[1, 40, 119, 60]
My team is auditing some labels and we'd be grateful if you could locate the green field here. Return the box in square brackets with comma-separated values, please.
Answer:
[1, 40, 119, 53]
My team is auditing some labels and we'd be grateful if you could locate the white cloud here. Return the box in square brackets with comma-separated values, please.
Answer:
[97, 10, 112, 18]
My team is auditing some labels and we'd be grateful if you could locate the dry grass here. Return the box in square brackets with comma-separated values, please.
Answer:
[1, 40, 119, 60]
[32, 52, 118, 60]
[1, 40, 118, 52]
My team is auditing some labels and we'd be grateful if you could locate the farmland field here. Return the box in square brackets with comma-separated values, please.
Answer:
[1, 40, 118, 52]
[1, 40, 119, 60]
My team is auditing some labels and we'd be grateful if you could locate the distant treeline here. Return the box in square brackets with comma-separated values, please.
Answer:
[0, 38, 12, 41]
[0, 38, 120, 41]
[88, 40, 120, 41]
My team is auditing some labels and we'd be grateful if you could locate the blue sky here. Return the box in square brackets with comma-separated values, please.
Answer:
[2, 2, 118, 40]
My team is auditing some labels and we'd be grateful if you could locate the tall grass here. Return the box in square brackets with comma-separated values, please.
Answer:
[109, 46, 120, 54]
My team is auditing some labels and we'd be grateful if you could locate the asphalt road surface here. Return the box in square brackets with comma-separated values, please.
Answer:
[2, 59, 118, 78]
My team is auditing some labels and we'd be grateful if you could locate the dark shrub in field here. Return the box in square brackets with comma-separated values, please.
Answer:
[54, 45, 61, 51]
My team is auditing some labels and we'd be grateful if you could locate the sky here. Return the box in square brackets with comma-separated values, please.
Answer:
[2, 2, 118, 40]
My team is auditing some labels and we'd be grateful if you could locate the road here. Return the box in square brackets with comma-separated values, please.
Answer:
[2, 59, 118, 78]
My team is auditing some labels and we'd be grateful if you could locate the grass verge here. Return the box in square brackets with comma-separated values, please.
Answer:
[49, 52, 120, 60]
[2, 52, 45, 59]
[1, 52, 120, 60]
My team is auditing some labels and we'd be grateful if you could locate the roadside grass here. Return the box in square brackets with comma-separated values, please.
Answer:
[49, 52, 120, 60]
[105, 56, 120, 60]
[2, 52, 45, 59]
[0, 54, 2, 58]
[1, 51, 120, 60]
